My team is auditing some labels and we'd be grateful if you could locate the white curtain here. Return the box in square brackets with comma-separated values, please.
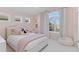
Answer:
[38, 12, 49, 38]
[60, 8, 67, 37]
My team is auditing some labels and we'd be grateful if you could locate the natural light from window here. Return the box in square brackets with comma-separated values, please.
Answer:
[49, 11, 60, 32]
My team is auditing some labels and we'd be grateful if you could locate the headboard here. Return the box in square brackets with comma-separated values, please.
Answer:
[6, 23, 38, 38]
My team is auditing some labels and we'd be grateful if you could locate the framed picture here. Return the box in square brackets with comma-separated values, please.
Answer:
[0, 15, 8, 21]
[22, 18, 30, 23]
[15, 18, 20, 22]
[14, 16, 21, 22]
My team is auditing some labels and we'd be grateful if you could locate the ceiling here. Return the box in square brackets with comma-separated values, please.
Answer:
[0, 7, 60, 16]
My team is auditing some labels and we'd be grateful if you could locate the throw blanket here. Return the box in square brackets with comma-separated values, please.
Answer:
[17, 33, 45, 52]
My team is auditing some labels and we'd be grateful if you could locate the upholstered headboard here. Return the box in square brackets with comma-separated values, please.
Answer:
[6, 24, 33, 37]
[6, 23, 38, 38]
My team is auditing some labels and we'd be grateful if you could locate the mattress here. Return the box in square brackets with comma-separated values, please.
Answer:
[7, 33, 47, 51]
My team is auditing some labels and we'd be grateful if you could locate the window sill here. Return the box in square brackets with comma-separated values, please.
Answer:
[49, 31, 59, 34]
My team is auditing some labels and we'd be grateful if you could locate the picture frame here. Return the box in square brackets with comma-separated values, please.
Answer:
[14, 16, 21, 22]
[0, 15, 8, 21]
[22, 18, 30, 23]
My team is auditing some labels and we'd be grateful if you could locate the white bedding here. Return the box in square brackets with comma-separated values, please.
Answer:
[7, 33, 47, 51]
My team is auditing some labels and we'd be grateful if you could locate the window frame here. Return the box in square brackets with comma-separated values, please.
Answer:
[48, 11, 60, 32]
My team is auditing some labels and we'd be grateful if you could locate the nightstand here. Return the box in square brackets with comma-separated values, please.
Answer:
[0, 36, 6, 52]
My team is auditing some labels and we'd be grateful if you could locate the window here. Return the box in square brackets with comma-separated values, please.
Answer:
[49, 11, 60, 32]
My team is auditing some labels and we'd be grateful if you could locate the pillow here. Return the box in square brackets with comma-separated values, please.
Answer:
[7, 26, 21, 36]
[10, 28, 20, 35]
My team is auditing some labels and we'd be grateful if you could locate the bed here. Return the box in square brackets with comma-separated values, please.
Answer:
[6, 26, 48, 52]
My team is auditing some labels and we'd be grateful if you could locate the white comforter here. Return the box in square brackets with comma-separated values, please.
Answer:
[7, 33, 47, 51]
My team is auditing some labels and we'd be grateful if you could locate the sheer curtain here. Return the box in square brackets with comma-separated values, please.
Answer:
[60, 8, 67, 37]
[59, 8, 78, 46]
